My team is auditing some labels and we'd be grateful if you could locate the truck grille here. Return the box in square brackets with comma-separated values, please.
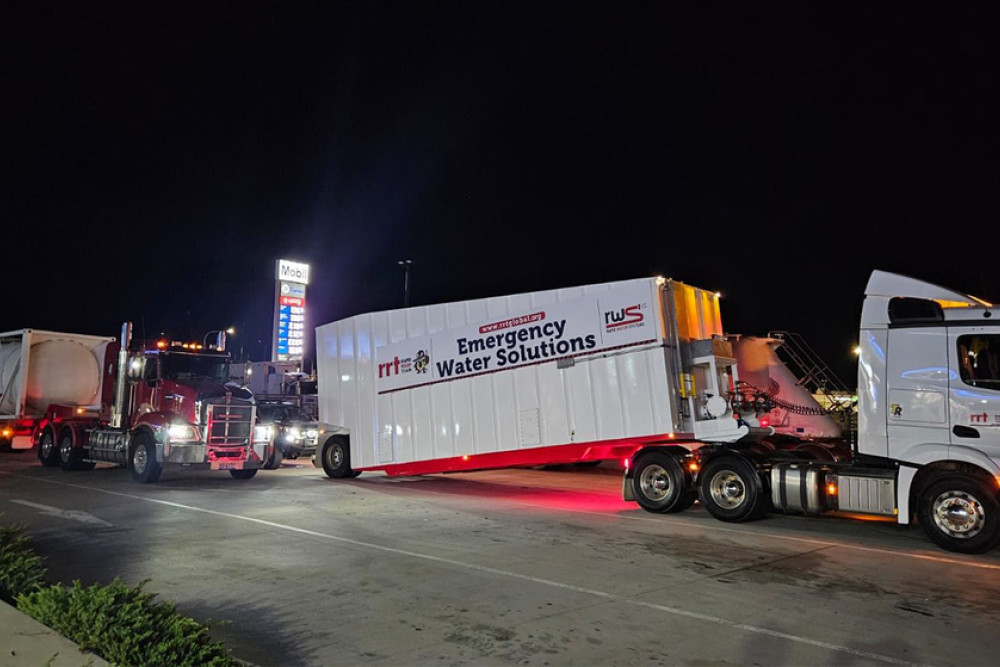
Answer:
[205, 400, 254, 448]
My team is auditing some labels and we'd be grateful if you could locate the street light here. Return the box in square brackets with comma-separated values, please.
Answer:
[398, 259, 412, 307]
[204, 327, 236, 351]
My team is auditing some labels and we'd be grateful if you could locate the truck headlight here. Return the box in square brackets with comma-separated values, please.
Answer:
[254, 424, 273, 443]
[288, 426, 302, 440]
[167, 423, 200, 442]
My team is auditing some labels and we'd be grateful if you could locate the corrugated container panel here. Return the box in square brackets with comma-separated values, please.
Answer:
[317, 277, 685, 468]
[471, 374, 497, 452]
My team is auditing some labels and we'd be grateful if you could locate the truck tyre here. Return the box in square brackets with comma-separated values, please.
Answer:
[230, 469, 258, 480]
[263, 447, 283, 470]
[917, 476, 1000, 554]
[38, 428, 60, 467]
[698, 454, 771, 522]
[130, 433, 162, 484]
[631, 451, 695, 513]
[321, 437, 355, 478]
[58, 431, 94, 471]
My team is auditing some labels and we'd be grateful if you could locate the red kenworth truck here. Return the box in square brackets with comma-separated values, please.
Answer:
[0, 322, 270, 482]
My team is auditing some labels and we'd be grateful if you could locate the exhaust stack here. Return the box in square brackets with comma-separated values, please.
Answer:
[111, 322, 132, 429]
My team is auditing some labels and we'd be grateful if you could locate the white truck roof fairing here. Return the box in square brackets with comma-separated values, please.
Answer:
[861, 270, 992, 328]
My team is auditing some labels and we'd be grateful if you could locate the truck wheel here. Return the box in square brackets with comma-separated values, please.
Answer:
[917, 476, 1000, 554]
[58, 431, 93, 471]
[698, 454, 771, 522]
[321, 437, 355, 478]
[631, 451, 695, 513]
[130, 433, 162, 484]
[38, 428, 59, 467]
[230, 469, 258, 480]
[263, 448, 283, 470]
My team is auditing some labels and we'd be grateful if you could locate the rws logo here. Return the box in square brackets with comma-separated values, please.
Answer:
[604, 303, 646, 331]
[277, 259, 310, 285]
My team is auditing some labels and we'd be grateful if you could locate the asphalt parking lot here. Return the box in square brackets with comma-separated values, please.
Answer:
[2, 448, 999, 666]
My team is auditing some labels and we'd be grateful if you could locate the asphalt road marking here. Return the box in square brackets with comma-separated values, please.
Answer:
[0, 471, 925, 665]
[9, 499, 114, 527]
[377, 479, 1000, 571]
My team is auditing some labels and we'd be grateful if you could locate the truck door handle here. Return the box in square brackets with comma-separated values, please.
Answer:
[953, 425, 980, 438]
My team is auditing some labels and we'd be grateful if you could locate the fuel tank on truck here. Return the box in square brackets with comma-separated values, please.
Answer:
[0, 329, 115, 418]
[731, 335, 841, 439]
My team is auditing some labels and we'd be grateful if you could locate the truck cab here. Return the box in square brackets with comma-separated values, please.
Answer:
[37, 323, 271, 483]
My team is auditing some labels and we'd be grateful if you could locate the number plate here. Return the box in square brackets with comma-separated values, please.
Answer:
[212, 461, 244, 470]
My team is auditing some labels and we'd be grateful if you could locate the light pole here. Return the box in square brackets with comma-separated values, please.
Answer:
[398, 259, 412, 307]
[203, 327, 236, 350]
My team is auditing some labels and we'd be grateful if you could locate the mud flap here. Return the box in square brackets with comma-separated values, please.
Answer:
[622, 469, 635, 501]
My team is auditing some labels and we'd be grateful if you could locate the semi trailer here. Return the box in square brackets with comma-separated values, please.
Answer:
[312, 271, 1000, 554]
[1, 323, 270, 482]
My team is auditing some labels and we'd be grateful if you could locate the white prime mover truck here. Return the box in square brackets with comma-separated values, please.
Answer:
[313, 271, 1000, 554]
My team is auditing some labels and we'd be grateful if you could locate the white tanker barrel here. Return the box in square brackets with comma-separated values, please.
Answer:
[0, 330, 113, 418]
[0, 339, 24, 415]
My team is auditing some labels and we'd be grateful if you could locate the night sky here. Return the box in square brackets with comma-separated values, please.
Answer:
[4, 3, 997, 383]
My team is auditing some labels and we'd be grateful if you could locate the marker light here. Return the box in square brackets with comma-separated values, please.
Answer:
[2, 427, 12, 438]
[826, 483, 838, 495]
[688, 461, 699, 472]
[156, 340, 167, 349]
[76, 407, 85, 415]
[758, 417, 770, 428]
[462, 455, 470, 461]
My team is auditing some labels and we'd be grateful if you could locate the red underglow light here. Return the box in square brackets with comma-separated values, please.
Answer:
[758, 418, 770, 428]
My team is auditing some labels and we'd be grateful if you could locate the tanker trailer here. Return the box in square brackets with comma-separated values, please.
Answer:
[0, 328, 115, 452]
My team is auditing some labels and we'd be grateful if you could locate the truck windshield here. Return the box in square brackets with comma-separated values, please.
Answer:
[160, 352, 229, 384]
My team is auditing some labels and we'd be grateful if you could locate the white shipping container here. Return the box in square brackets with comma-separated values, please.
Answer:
[315, 276, 744, 474]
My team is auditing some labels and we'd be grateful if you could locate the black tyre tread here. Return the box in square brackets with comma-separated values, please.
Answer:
[58, 432, 81, 471]
[321, 437, 354, 478]
[631, 450, 692, 514]
[38, 430, 60, 467]
[130, 433, 162, 484]
[697, 455, 771, 523]
[917, 475, 1000, 554]
[264, 447, 283, 470]
[230, 468, 258, 480]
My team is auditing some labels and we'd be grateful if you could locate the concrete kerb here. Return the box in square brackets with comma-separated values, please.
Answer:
[1, 599, 110, 667]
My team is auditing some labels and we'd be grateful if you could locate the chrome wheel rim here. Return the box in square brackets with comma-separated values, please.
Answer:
[933, 490, 985, 539]
[639, 464, 671, 501]
[328, 444, 343, 469]
[709, 470, 746, 509]
[40, 434, 53, 459]
[133, 445, 147, 474]
[59, 438, 72, 462]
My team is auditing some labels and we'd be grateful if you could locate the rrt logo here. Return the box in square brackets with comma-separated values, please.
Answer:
[604, 303, 645, 330]
[379, 356, 402, 378]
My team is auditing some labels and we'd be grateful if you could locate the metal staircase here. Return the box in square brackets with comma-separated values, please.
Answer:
[767, 331, 857, 431]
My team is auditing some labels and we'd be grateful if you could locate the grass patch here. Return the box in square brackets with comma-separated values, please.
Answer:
[0, 522, 47, 603]
[1, 518, 241, 666]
